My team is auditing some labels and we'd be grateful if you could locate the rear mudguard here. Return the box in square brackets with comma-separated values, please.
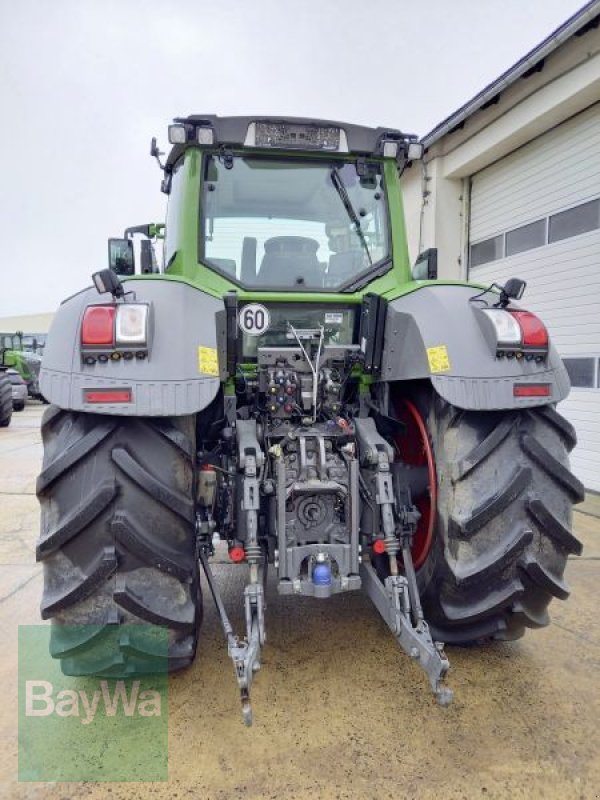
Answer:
[40, 279, 223, 416]
[382, 285, 570, 410]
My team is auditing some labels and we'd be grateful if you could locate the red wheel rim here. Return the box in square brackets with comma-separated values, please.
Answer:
[393, 398, 437, 570]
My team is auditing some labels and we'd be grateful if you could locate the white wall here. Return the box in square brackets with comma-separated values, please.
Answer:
[0, 313, 55, 333]
[402, 24, 600, 281]
[401, 161, 465, 279]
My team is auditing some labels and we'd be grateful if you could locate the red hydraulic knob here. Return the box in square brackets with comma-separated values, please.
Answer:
[229, 546, 246, 563]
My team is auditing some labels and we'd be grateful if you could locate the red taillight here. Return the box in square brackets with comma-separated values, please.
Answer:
[513, 384, 550, 398]
[508, 311, 548, 348]
[81, 306, 115, 346]
[372, 539, 386, 554]
[85, 389, 132, 403]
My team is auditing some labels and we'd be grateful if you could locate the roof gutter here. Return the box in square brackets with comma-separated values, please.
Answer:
[422, 0, 600, 148]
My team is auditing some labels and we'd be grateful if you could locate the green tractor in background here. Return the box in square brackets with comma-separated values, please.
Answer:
[36, 116, 583, 724]
[0, 332, 45, 401]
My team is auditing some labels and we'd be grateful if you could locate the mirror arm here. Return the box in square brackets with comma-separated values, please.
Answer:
[124, 224, 151, 239]
[150, 137, 165, 171]
[123, 223, 165, 240]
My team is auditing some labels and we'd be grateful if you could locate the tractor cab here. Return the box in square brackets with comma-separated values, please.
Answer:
[163, 117, 422, 293]
[109, 116, 424, 296]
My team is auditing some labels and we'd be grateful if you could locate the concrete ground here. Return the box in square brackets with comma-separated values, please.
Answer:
[1, 404, 599, 799]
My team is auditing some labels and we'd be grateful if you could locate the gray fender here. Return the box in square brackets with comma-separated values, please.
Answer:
[382, 284, 570, 410]
[40, 279, 224, 416]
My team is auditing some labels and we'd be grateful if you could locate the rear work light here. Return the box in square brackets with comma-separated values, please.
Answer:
[482, 309, 522, 346]
[85, 389, 132, 403]
[115, 304, 148, 346]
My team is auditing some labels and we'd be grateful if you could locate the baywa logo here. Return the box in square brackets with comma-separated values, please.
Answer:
[19, 625, 169, 782]
[25, 679, 162, 725]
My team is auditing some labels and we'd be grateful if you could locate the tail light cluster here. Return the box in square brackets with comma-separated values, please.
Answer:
[80, 303, 149, 364]
[481, 309, 548, 361]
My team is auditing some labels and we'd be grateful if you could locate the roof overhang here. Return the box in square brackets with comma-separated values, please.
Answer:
[422, 0, 600, 148]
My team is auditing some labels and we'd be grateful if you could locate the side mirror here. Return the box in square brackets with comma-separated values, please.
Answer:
[140, 240, 159, 274]
[108, 238, 135, 276]
[412, 248, 438, 280]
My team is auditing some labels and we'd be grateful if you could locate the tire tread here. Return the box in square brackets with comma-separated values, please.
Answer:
[37, 407, 200, 675]
[420, 400, 581, 645]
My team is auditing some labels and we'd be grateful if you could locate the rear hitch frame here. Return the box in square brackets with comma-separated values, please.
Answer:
[198, 548, 266, 726]
[355, 416, 453, 706]
[360, 551, 453, 706]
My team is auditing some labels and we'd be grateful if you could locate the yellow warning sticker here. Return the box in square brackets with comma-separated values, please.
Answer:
[426, 345, 451, 373]
[198, 346, 219, 377]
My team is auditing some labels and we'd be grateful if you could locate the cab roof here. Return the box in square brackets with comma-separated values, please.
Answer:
[165, 114, 412, 170]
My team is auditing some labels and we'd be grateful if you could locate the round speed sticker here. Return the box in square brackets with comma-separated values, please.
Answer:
[239, 303, 271, 336]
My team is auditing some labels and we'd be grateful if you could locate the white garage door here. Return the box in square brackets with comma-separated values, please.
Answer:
[468, 102, 600, 491]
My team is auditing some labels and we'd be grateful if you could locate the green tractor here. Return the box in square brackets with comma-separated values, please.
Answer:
[0, 332, 44, 401]
[36, 116, 583, 723]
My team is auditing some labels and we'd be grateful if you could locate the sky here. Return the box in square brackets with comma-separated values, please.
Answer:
[0, 0, 588, 316]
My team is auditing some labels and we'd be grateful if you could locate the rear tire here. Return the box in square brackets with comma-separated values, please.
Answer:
[36, 406, 201, 676]
[13, 401, 25, 412]
[419, 395, 584, 644]
[0, 375, 12, 427]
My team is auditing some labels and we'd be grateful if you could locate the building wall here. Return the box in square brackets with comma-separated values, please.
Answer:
[402, 23, 600, 280]
[401, 20, 600, 491]
[401, 161, 466, 280]
[466, 102, 600, 489]
[0, 313, 55, 334]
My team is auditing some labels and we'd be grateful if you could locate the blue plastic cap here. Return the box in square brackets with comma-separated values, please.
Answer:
[313, 563, 332, 586]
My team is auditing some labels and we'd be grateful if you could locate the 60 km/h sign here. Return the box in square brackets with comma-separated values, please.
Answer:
[238, 304, 270, 336]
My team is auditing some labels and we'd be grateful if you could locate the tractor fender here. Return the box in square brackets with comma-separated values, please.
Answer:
[40, 278, 224, 416]
[382, 284, 570, 410]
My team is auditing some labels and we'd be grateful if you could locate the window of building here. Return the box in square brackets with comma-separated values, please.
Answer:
[469, 234, 504, 267]
[505, 219, 546, 256]
[469, 196, 600, 271]
[562, 357, 596, 389]
[548, 199, 600, 244]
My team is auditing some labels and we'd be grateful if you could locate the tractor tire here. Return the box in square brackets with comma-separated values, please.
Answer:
[419, 395, 584, 644]
[36, 406, 201, 676]
[0, 375, 12, 427]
